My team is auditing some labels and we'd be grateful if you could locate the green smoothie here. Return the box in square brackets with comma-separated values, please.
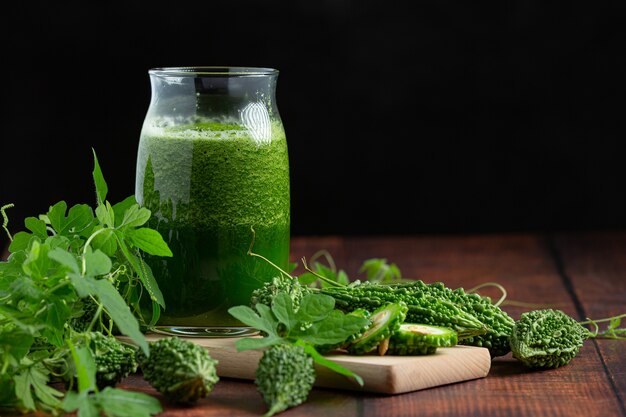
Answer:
[135, 121, 290, 328]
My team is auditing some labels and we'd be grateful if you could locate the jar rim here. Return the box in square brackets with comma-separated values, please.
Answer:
[149, 66, 279, 77]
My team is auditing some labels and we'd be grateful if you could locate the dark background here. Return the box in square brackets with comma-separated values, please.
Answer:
[2, 1, 625, 252]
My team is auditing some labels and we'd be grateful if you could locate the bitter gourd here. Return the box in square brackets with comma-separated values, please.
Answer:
[137, 337, 219, 404]
[406, 281, 516, 357]
[251, 275, 312, 312]
[321, 282, 485, 337]
[255, 344, 315, 417]
[509, 309, 590, 368]
[387, 324, 458, 355]
[346, 302, 407, 355]
[322, 280, 514, 357]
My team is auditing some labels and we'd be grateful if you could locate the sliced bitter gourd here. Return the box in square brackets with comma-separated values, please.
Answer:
[347, 302, 408, 355]
[387, 324, 458, 355]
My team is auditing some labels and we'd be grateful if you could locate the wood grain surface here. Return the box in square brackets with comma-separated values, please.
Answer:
[128, 334, 491, 394]
[3, 232, 626, 417]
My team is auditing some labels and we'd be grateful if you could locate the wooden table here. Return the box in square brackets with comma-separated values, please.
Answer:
[4, 232, 626, 417]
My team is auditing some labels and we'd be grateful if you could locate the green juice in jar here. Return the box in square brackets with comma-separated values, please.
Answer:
[135, 121, 290, 332]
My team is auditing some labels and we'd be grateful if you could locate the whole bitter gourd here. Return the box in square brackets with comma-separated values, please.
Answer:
[63, 332, 137, 390]
[137, 337, 219, 404]
[255, 344, 316, 417]
[407, 281, 516, 357]
[509, 309, 590, 368]
[387, 324, 458, 355]
[322, 280, 514, 357]
[347, 302, 407, 355]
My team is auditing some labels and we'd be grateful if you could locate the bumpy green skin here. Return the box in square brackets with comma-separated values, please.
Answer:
[70, 297, 116, 334]
[255, 344, 315, 417]
[347, 302, 408, 355]
[90, 332, 138, 389]
[315, 308, 372, 354]
[137, 337, 219, 404]
[411, 282, 516, 357]
[64, 332, 137, 390]
[387, 324, 458, 355]
[510, 309, 591, 369]
[322, 280, 515, 357]
[251, 275, 312, 311]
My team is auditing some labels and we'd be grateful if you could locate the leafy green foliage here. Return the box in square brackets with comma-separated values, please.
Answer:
[0, 150, 169, 415]
[229, 293, 368, 386]
[297, 251, 402, 288]
[358, 258, 402, 283]
[581, 313, 626, 339]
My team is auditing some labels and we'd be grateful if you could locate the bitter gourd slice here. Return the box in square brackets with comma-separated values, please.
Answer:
[347, 302, 408, 355]
[387, 324, 458, 355]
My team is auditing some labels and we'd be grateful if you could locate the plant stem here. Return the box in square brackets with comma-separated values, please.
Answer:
[301, 257, 344, 287]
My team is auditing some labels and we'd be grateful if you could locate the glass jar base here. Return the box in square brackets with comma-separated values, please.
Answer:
[152, 326, 259, 337]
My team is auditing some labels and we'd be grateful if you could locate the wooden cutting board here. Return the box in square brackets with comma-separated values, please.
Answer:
[136, 333, 492, 394]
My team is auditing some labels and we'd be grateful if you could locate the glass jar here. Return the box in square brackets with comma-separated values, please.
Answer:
[135, 67, 290, 336]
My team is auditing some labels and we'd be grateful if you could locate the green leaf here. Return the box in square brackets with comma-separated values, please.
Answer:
[138, 258, 165, 309]
[293, 310, 370, 345]
[46, 202, 94, 237]
[298, 272, 319, 286]
[271, 292, 297, 332]
[359, 258, 402, 283]
[92, 149, 108, 205]
[92, 279, 148, 355]
[48, 247, 80, 274]
[83, 247, 112, 277]
[42, 297, 71, 347]
[95, 387, 162, 417]
[90, 227, 118, 257]
[115, 237, 164, 308]
[14, 361, 63, 411]
[22, 240, 51, 280]
[299, 342, 363, 387]
[112, 196, 137, 226]
[47, 201, 68, 234]
[235, 335, 283, 352]
[10, 276, 44, 303]
[8, 231, 32, 253]
[255, 304, 281, 335]
[336, 270, 350, 286]
[296, 293, 335, 323]
[68, 340, 97, 393]
[118, 204, 151, 229]
[228, 305, 276, 335]
[64, 204, 95, 235]
[126, 228, 172, 257]
[95, 202, 115, 228]
[62, 391, 99, 417]
[0, 330, 33, 362]
[24, 217, 48, 238]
